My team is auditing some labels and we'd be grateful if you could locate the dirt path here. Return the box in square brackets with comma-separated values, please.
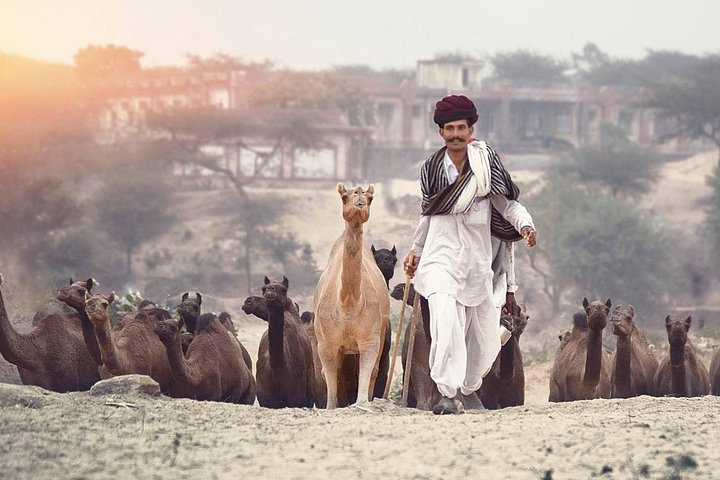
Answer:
[1, 377, 718, 480]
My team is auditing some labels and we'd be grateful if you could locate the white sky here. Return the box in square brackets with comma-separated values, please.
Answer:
[1, 0, 718, 70]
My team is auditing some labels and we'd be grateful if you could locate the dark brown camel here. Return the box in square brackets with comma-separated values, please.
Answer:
[609, 305, 659, 398]
[711, 347, 720, 396]
[371, 245, 397, 289]
[654, 316, 710, 397]
[479, 305, 529, 409]
[177, 292, 202, 333]
[217, 311, 253, 372]
[154, 313, 256, 404]
[255, 276, 315, 408]
[84, 292, 174, 392]
[0, 274, 100, 392]
[548, 298, 612, 402]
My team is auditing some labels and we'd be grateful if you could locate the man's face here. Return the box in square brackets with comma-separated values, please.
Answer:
[439, 119, 473, 153]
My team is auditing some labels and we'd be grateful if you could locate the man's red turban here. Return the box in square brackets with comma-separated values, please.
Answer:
[433, 94, 478, 126]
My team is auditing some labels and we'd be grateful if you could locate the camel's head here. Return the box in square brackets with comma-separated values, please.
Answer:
[218, 311, 235, 333]
[390, 283, 406, 302]
[371, 245, 398, 285]
[300, 311, 315, 324]
[135, 307, 173, 325]
[338, 183, 374, 225]
[242, 295, 269, 321]
[262, 275, 289, 306]
[84, 292, 115, 323]
[610, 305, 634, 337]
[558, 329, 572, 349]
[513, 303, 529, 338]
[665, 315, 691, 346]
[177, 292, 202, 319]
[57, 277, 95, 310]
[582, 297, 611, 331]
[153, 319, 181, 345]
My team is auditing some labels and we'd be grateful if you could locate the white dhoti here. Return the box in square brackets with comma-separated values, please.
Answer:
[427, 291, 501, 398]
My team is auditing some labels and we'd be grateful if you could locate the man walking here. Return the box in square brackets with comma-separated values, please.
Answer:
[404, 94, 536, 414]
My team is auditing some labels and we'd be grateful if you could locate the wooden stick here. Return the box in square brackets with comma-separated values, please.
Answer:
[383, 252, 414, 399]
[401, 292, 422, 407]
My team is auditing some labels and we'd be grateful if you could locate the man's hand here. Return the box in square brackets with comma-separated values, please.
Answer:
[521, 226, 537, 248]
[504, 292, 519, 317]
[403, 251, 420, 278]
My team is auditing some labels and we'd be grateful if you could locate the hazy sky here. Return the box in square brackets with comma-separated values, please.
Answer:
[1, 0, 718, 70]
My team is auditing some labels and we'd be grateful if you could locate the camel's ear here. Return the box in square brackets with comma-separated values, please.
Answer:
[264, 276, 271, 285]
[605, 298, 612, 309]
[627, 305, 634, 317]
[69, 277, 74, 285]
[182, 292, 189, 302]
[391, 245, 397, 255]
[520, 303, 526, 315]
[282, 276, 289, 289]
[107, 292, 116, 304]
[582, 297, 589, 309]
[337, 183, 346, 195]
[367, 184, 374, 195]
[684, 316, 692, 330]
[195, 292, 202, 306]
[665, 315, 672, 327]
[86, 278, 94, 291]
[371, 245, 376, 254]
[613, 305, 622, 312]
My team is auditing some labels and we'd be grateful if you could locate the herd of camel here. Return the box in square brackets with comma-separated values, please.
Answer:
[1, 183, 720, 409]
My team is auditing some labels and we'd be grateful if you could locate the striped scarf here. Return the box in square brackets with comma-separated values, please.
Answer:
[420, 143, 523, 242]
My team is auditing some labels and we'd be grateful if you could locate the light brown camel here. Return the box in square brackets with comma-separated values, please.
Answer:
[0, 274, 100, 392]
[710, 347, 720, 396]
[609, 305, 659, 398]
[654, 316, 710, 397]
[154, 313, 256, 404]
[84, 292, 174, 392]
[479, 305, 530, 409]
[548, 298, 612, 402]
[313, 184, 390, 408]
[256, 276, 315, 408]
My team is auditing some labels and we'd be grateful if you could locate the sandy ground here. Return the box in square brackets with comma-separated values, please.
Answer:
[1, 377, 719, 480]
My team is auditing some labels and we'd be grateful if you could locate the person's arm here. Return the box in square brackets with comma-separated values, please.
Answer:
[490, 195, 537, 247]
[504, 242, 520, 316]
[406, 160, 433, 276]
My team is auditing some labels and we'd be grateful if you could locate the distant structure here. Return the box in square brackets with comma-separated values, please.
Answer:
[96, 57, 703, 187]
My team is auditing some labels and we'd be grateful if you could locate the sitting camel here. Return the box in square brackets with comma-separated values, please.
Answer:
[256, 276, 315, 408]
[154, 313, 256, 404]
[57, 277, 102, 367]
[710, 347, 720, 396]
[0, 274, 100, 392]
[84, 292, 174, 392]
[218, 312, 253, 372]
[549, 298, 612, 402]
[654, 316, 710, 397]
[480, 305, 530, 409]
[313, 184, 390, 408]
[609, 305, 659, 398]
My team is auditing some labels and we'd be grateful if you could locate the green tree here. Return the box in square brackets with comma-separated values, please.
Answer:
[74, 44, 143, 81]
[559, 124, 660, 197]
[643, 55, 720, 164]
[93, 164, 175, 280]
[491, 50, 569, 84]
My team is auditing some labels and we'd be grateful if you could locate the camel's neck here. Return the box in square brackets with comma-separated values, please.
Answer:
[92, 316, 124, 375]
[0, 287, 36, 369]
[340, 222, 363, 307]
[669, 342, 687, 396]
[74, 307, 102, 366]
[163, 333, 200, 389]
[498, 337, 517, 379]
[268, 309, 285, 371]
[180, 314, 198, 334]
[582, 328, 604, 390]
[613, 334, 633, 397]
